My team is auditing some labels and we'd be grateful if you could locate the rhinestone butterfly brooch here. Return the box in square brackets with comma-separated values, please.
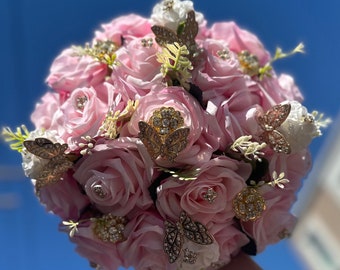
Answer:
[23, 138, 74, 192]
[257, 103, 291, 154]
[163, 211, 213, 264]
[151, 10, 198, 58]
[138, 107, 190, 162]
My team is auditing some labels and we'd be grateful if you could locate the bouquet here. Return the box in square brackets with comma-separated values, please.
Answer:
[2, 0, 330, 269]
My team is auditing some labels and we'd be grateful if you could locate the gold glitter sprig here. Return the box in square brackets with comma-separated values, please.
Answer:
[2, 125, 30, 152]
[99, 100, 139, 139]
[238, 50, 260, 77]
[259, 43, 305, 79]
[157, 42, 193, 89]
[238, 43, 305, 80]
[73, 40, 119, 68]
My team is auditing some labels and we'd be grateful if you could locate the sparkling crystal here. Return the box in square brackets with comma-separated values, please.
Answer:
[92, 184, 107, 199]
[141, 38, 153, 47]
[202, 187, 217, 203]
[217, 48, 230, 60]
[183, 248, 197, 264]
[152, 117, 161, 127]
[162, 118, 170, 127]
[75, 95, 88, 110]
[169, 118, 179, 129]
[149, 107, 185, 135]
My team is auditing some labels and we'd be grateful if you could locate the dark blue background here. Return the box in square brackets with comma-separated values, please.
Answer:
[1, 1, 339, 269]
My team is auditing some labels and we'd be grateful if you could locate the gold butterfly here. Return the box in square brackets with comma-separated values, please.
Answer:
[163, 211, 213, 263]
[138, 121, 189, 162]
[257, 103, 291, 154]
[23, 138, 74, 192]
[151, 10, 198, 56]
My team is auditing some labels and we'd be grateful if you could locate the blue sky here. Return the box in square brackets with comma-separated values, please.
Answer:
[1, 0, 339, 269]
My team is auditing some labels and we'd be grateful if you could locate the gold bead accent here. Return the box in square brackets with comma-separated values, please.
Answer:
[92, 40, 118, 61]
[238, 50, 260, 76]
[217, 49, 230, 60]
[74, 40, 118, 67]
[232, 187, 266, 222]
[93, 213, 127, 243]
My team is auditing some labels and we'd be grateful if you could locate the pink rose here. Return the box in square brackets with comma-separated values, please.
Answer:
[111, 35, 162, 99]
[72, 210, 174, 270]
[204, 89, 261, 151]
[241, 190, 297, 253]
[94, 14, 152, 45]
[247, 73, 304, 112]
[208, 221, 250, 267]
[73, 137, 154, 216]
[70, 224, 124, 270]
[46, 48, 108, 93]
[278, 73, 304, 102]
[117, 36, 161, 86]
[31, 92, 60, 130]
[268, 149, 312, 191]
[209, 22, 270, 66]
[192, 39, 247, 101]
[247, 75, 289, 110]
[118, 209, 177, 270]
[39, 171, 90, 220]
[50, 86, 107, 149]
[200, 110, 228, 152]
[91, 81, 128, 107]
[156, 156, 250, 224]
[123, 86, 214, 167]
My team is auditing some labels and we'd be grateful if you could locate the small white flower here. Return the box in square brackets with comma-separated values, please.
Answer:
[150, 0, 204, 32]
[268, 171, 290, 189]
[230, 135, 267, 161]
[62, 220, 80, 237]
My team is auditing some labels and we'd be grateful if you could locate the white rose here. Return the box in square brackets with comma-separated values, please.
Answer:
[21, 129, 64, 178]
[175, 240, 220, 270]
[150, 0, 204, 31]
[277, 101, 321, 153]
